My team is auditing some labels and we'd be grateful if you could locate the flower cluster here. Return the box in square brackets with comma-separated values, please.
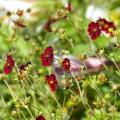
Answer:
[41, 46, 58, 92]
[41, 46, 71, 92]
[4, 54, 15, 74]
[87, 18, 116, 40]
[97, 18, 116, 36]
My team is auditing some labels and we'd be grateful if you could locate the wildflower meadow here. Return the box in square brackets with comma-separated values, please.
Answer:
[0, 0, 120, 120]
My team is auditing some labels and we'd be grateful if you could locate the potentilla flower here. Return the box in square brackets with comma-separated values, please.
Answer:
[4, 64, 12, 74]
[62, 58, 71, 71]
[7, 54, 15, 67]
[97, 18, 116, 36]
[4, 54, 15, 74]
[87, 22, 101, 40]
[105, 22, 116, 36]
[97, 18, 108, 30]
[36, 115, 45, 120]
[41, 46, 54, 66]
[45, 74, 58, 92]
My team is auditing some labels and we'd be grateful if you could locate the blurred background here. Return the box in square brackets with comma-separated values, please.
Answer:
[0, 0, 120, 120]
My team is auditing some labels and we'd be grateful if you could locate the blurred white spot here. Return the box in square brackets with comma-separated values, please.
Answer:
[62, 0, 68, 7]
[4, 14, 18, 26]
[0, 0, 32, 11]
[87, 57, 106, 67]
[86, 5, 107, 21]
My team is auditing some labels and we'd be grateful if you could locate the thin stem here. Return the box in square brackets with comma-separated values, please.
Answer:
[62, 91, 67, 107]
[51, 92, 62, 109]
[65, 36, 74, 48]
[21, 111, 28, 120]
[70, 70, 82, 96]
[69, 89, 88, 109]
[4, 80, 17, 101]
[23, 76, 53, 120]
[26, 106, 34, 120]
[104, 54, 120, 72]
[31, 104, 41, 112]
[95, 54, 109, 71]
[117, 91, 120, 96]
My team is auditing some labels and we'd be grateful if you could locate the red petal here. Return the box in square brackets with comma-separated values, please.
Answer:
[4, 64, 12, 74]
[36, 115, 45, 120]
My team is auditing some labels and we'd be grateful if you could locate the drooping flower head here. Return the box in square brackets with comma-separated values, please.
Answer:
[44, 18, 57, 32]
[62, 58, 71, 71]
[41, 46, 54, 66]
[4, 54, 15, 74]
[19, 61, 31, 74]
[87, 22, 101, 40]
[36, 115, 45, 120]
[45, 74, 58, 92]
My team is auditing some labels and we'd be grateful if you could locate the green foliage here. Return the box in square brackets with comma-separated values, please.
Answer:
[0, 0, 120, 120]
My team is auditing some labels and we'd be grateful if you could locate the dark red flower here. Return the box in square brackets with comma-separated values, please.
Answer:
[87, 22, 101, 40]
[7, 54, 15, 67]
[45, 74, 58, 92]
[97, 18, 108, 30]
[4, 64, 12, 74]
[62, 58, 71, 71]
[97, 18, 116, 36]
[66, 2, 72, 12]
[41, 46, 54, 66]
[4, 54, 14, 74]
[36, 115, 45, 120]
